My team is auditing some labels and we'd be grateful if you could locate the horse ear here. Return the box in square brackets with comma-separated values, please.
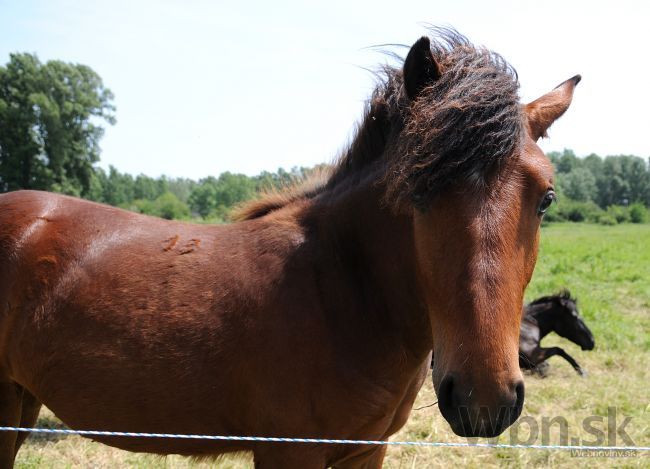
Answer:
[403, 36, 441, 100]
[525, 75, 581, 141]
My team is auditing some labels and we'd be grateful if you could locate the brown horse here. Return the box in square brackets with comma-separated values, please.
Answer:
[0, 30, 579, 468]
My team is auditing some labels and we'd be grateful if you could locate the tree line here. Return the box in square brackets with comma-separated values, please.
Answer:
[83, 165, 316, 222]
[1, 52, 649, 224]
[75, 151, 650, 224]
[547, 149, 650, 224]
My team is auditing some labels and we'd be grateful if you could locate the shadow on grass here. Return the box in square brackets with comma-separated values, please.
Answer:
[23, 414, 69, 445]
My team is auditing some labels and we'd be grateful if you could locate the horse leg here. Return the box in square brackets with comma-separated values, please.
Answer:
[520, 350, 548, 377]
[535, 361, 550, 377]
[538, 347, 584, 375]
[14, 389, 42, 457]
[253, 446, 327, 469]
[518, 351, 535, 371]
[0, 380, 24, 468]
[333, 445, 387, 469]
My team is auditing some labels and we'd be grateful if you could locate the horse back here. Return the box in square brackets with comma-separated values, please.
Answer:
[0, 190, 311, 381]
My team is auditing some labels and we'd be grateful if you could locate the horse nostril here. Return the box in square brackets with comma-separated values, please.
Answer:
[437, 374, 456, 416]
[514, 381, 525, 414]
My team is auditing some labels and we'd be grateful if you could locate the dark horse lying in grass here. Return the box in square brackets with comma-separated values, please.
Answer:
[0, 29, 580, 468]
[519, 291, 595, 376]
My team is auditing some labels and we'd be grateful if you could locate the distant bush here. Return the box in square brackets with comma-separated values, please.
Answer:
[541, 215, 562, 225]
[606, 205, 630, 224]
[205, 205, 232, 224]
[558, 200, 604, 222]
[120, 192, 190, 220]
[598, 214, 617, 226]
[542, 204, 566, 223]
[155, 192, 190, 220]
[629, 203, 649, 223]
[543, 199, 650, 224]
[119, 199, 154, 214]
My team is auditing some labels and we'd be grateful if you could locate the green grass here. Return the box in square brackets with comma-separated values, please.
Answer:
[16, 223, 650, 467]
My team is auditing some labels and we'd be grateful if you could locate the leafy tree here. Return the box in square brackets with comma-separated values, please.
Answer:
[548, 149, 579, 174]
[154, 191, 190, 220]
[629, 202, 649, 223]
[86, 166, 108, 202]
[596, 157, 630, 207]
[188, 176, 218, 218]
[166, 177, 196, 204]
[582, 153, 604, 177]
[102, 165, 134, 206]
[134, 174, 167, 201]
[120, 198, 155, 215]
[0, 53, 115, 194]
[121, 192, 189, 220]
[557, 167, 597, 202]
[189, 172, 256, 219]
[215, 172, 257, 208]
[255, 167, 296, 191]
[621, 156, 650, 204]
[253, 166, 320, 192]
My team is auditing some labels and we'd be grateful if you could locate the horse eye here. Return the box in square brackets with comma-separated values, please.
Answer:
[538, 190, 556, 215]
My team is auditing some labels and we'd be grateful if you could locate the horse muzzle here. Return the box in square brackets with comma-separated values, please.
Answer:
[435, 373, 525, 437]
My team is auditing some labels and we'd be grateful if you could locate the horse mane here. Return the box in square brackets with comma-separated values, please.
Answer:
[232, 167, 332, 221]
[236, 27, 522, 219]
[528, 289, 576, 306]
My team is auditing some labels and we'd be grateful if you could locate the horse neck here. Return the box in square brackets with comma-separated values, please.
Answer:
[305, 177, 432, 367]
[526, 302, 557, 339]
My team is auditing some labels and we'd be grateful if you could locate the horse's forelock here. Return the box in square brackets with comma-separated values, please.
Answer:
[384, 29, 523, 211]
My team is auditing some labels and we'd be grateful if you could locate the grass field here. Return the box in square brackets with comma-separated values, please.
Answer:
[15, 223, 650, 468]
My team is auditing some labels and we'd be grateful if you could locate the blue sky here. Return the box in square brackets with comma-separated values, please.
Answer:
[1, 0, 648, 179]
